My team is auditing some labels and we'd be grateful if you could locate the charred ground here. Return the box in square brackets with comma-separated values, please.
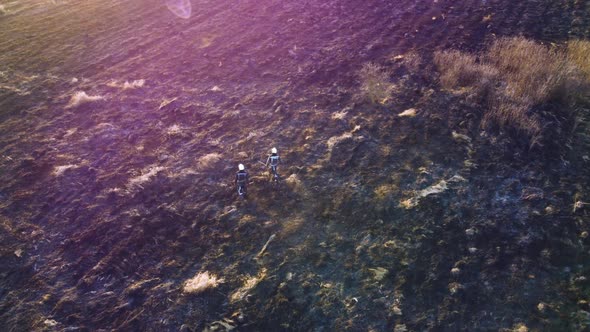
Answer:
[1, 0, 590, 331]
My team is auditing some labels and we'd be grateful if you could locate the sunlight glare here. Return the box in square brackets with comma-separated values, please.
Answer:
[166, 0, 191, 19]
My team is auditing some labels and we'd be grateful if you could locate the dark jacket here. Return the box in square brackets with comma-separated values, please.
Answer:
[236, 170, 248, 184]
[266, 153, 280, 167]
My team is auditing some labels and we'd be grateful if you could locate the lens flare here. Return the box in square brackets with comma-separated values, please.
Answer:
[165, 0, 191, 19]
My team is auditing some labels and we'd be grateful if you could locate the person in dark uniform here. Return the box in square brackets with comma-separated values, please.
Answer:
[265, 147, 281, 181]
[235, 163, 248, 197]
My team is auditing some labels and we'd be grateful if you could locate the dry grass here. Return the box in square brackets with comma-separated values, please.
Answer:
[482, 95, 541, 140]
[435, 50, 485, 88]
[374, 184, 395, 201]
[128, 166, 165, 189]
[435, 36, 589, 144]
[285, 174, 304, 194]
[53, 164, 79, 176]
[166, 124, 182, 136]
[331, 110, 348, 120]
[197, 153, 222, 171]
[434, 50, 498, 103]
[230, 268, 266, 303]
[122, 79, 145, 89]
[398, 108, 417, 118]
[358, 63, 393, 104]
[327, 132, 353, 150]
[182, 271, 223, 294]
[108, 79, 145, 89]
[391, 51, 422, 73]
[66, 91, 104, 108]
[486, 37, 577, 104]
[568, 40, 590, 82]
[401, 51, 422, 72]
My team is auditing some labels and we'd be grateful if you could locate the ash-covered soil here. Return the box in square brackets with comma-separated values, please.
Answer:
[1, 0, 590, 331]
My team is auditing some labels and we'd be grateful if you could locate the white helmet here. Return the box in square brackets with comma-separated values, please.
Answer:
[238, 164, 245, 171]
[271, 147, 277, 154]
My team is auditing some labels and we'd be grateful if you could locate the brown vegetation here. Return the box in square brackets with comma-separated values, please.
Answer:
[434, 36, 590, 145]
[568, 40, 590, 82]
[434, 50, 498, 103]
[358, 63, 393, 104]
[183, 271, 224, 294]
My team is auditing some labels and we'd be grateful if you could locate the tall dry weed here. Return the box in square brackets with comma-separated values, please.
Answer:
[568, 40, 590, 84]
[486, 36, 576, 104]
[482, 96, 540, 139]
[434, 50, 481, 89]
[400, 51, 422, 73]
[358, 63, 393, 104]
[566, 40, 590, 154]
[435, 36, 589, 144]
[434, 50, 498, 102]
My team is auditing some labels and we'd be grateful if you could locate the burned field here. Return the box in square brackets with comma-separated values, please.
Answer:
[1, 0, 590, 330]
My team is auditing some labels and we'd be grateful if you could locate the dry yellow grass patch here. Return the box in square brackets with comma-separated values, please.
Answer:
[281, 216, 305, 237]
[568, 40, 590, 82]
[106, 79, 145, 89]
[327, 132, 353, 150]
[358, 63, 394, 104]
[285, 173, 304, 194]
[435, 36, 589, 143]
[374, 184, 395, 201]
[182, 271, 224, 294]
[230, 268, 267, 303]
[398, 108, 417, 117]
[379, 145, 392, 157]
[53, 164, 79, 176]
[197, 153, 222, 171]
[128, 166, 165, 188]
[331, 110, 348, 120]
[166, 124, 182, 136]
[66, 91, 104, 108]
[122, 79, 145, 89]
